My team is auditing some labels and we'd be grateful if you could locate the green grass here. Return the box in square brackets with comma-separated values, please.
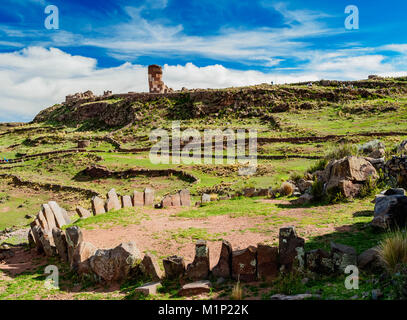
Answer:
[64, 207, 151, 230]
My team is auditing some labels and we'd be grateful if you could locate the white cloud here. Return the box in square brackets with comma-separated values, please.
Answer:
[1, 47, 407, 122]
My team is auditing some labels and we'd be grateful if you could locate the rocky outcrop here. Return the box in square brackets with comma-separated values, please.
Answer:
[90, 242, 142, 282]
[371, 189, 407, 230]
[316, 156, 378, 198]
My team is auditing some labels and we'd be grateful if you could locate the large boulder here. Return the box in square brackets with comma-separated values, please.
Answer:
[185, 240, 210, 281]
[279, 226, 305, 272]
[372, 194, 407, 230]
[90, 242, 142, 282]
[305, 248, 334, 274]
[212, 240, 232, 278]
[358, 247, 382, 271]
[358, 140, 385, 157]
[325, 156, 378, 198]
[231, 246, 257, 282]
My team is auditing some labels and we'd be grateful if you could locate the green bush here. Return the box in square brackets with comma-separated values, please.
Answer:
[308, 158, 328, 174]
[311, 180, 325, 202]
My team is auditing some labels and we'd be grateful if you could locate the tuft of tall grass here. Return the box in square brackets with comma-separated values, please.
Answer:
[230, 281, 243, 300]
[377, 230, 407, 272]
[280, 182, 295, 196]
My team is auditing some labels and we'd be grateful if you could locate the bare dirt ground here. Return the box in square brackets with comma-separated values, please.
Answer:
[82, 200, 341, 267]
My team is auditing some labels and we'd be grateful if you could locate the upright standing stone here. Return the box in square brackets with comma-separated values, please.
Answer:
[76, 206, 92, 219]
[279, 226, 305, 272]
[65, 226, 83, 268]
[38, 228, 57, 257]
[185, 240, 210, 281]
[231, 246, 257, 282]
[212, 240, 232, 278]
[90, 242, 142, 282]
[31, 225, 44, 254]
[60, 207, 71, 225]
[48, 201, 67, 228]
[161, 195, 172, 208]
[42, 204, 57, 231]
[257, 244, 279, 281]
[37, 210, 49, 232]
[133, 191, 144, 207]
[163, 256, 185, 280]
[179, 189, 191, 207]
[52, 228, 69, 262]
[106, 188, 121, 211]
[144, 188, 155, 206]
[122, 195, 133, 208]
[92, 196, 106, 215]
[171, 193, 181, 207]
[139, 253, 164, 281]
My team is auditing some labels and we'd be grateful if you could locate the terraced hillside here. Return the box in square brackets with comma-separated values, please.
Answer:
[1, 77, 407, 300]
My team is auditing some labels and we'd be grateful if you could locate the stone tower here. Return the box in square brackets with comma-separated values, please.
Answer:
[148, 65, 172, 94]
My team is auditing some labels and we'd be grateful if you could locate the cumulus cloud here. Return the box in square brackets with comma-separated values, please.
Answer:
[1, 46, 407, 122]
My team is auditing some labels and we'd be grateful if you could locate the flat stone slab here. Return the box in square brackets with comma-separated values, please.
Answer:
[271, 294, 321, 300]
[135, 282, 162, 296]
[178, 280, 211, 296]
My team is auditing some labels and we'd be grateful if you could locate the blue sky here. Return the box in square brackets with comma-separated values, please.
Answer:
[1, 0, 407, 121]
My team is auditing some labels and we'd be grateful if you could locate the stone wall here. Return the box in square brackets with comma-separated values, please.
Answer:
[28, 196, 378, 295]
